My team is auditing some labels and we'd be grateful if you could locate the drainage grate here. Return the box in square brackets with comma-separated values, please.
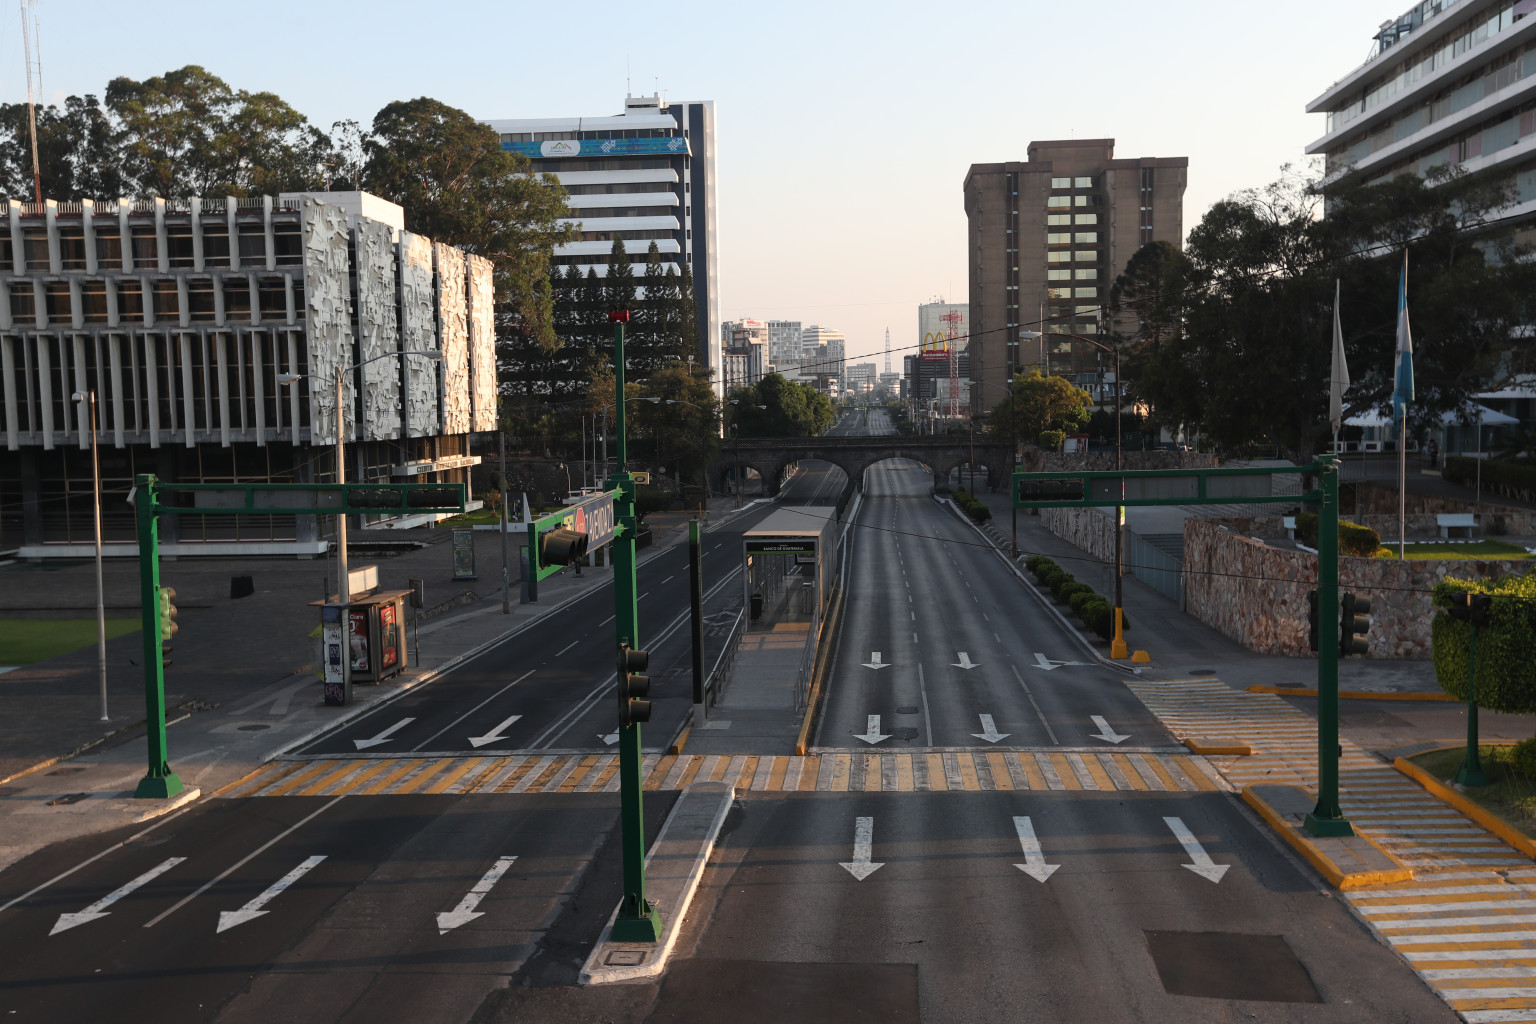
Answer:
[1145, 931, 1321, 1003]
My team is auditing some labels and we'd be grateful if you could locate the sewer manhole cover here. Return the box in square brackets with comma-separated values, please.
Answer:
[894, 706, 920, 715]
[1144, 931, 1320, 1003]
[236, 723, 272, 731]
[1187, 669, 1215, 676]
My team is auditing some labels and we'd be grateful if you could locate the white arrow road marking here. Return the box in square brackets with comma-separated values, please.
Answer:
[1012, 817, 1059, 882]
[437, 856, 517, 934]
[971, 714, 1010, 744]
[467, 714, 523, 749]
[839, 816, 884, 881]
[952, 652, 978, 670]
[217, 855, 327, 933]
[1163, 817, 1228, 883]
[354, 718, 415, 750]
[862, 652, 890, 670]
[600, 732, 618, 746]
[1089, 715, 1130, 744]
[51, 857, 186, 935]
[854, 715, 890, 745]
[1033, 652, 1090, 671]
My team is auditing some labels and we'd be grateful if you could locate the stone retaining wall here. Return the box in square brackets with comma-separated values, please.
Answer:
[1350, 482, 1536, 533]
[1041, 506, 1116, 563]
[1182, 518, 1527, 658]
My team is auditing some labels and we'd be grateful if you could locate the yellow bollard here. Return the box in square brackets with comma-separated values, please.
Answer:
[1111, 607, 1130, 660]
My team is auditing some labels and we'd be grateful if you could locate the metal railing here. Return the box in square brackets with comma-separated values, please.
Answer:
[1126, 530, 1184, 606]
[703, 607, 746, 708]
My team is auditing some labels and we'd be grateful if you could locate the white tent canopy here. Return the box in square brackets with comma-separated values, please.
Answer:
[1345, 402, 1518, 428]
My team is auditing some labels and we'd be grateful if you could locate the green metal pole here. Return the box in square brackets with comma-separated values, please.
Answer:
[1456, 626, 1487, 786]
[609, 315, 661, 942]
[133, 474, 183, 800]
[1305, 457, 1351, 836]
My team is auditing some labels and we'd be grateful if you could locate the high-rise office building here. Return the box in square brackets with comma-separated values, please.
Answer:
[1306, 0, 1536, 235]
[767, 319, 802, 374]
[799, 324, 845, 387]
[483, 94, 719, 390]
[721, 318, 768, 388]
[964, 140, 1187, 413]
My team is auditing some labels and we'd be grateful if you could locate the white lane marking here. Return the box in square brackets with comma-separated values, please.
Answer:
[1164, 817, 1228, 883]
[228, 679, 311, 717]
[660, 576, 674, 584]
[437, 855, 518, 934]
[412, 669, 536, 751]
[971, 714, 1010, 744]
[599, 615, 615, 627]
[918, 663, 934, 747]
[855, 715, 890, 745]
[1013, 817, 1059, 882]
[51, 857, 187, 935]
[354, 717, 415, 750]
[144, 795, 346, 928]
[216, 855, 327, 933]
[1034, 652, 1091, 671]
[863, 652, 890, 669]
[468, 714, 525, 749]
[1089, 715, 1130, 744]
[953, 652, 978, 670]
[994, 632, 1002, 643]
[600, 732, 618, 745]
[1010, 665, 1059, 745]
[554, 640, 580, 657]
[839, 816, 884, 881]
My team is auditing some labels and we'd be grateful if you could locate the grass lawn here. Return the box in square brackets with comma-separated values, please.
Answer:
[1408, 744, 1536, 838]
[442, 508, 503, 526]
[0, 617, 141, 665]
[1373, 539, 1535, 560]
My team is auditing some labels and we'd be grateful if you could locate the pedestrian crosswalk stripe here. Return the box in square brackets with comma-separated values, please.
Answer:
[228, 749, 1224, 798]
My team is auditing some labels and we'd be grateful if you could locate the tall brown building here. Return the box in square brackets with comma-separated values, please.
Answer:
[964, 140, 1187, 414]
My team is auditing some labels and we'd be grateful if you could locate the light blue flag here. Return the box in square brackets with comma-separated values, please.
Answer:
[1391, 250, 1414, 432]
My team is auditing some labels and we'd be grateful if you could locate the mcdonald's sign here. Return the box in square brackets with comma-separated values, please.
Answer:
[920, 331, 950, 361]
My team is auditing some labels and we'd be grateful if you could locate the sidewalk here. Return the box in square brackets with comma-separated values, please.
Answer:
[0, 501, 727, 874]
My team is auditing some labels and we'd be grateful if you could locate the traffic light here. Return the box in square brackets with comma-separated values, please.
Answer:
[541, 527, 589, 567]
[157, 585, 178, 669]
[618, 643, 652, 727]
[1446, 591, 1493, 627]
[1307, 589, 1319, 652]
[1340, 592, 1372, 657]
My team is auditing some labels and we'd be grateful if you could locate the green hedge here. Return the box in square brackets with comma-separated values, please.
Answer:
[1038, 430, 1065, 451]
[1024, 556, 1129, 638]
[1445, 456, 1536, 503]
[1294, 512, 1382, 557]
[1432, 572, 1536, 713]
[952, 489, 992, 523]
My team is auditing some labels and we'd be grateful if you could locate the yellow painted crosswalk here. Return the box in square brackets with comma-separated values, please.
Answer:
[223, 748, 1226, 799]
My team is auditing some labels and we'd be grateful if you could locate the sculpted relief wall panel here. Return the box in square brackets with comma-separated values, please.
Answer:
[436, 243, 470, 436]
[467, 253, 497, 433]
[354, 216, 400, 440]
[301, 199, 353, 446]
[399, 232, 439, 438]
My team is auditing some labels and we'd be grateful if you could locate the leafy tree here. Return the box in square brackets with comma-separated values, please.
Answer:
[988, 370, 1091, 441]
[363, 97, 572, 347]
[728, 374, 834, 437]
[1119, 164, 1536, 458]
[630, 363, 720, 483]
[0, 94, 122, 200]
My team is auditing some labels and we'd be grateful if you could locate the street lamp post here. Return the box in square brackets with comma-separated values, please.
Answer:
[279, 348, 443, 702]
[72, 389, 108, 721]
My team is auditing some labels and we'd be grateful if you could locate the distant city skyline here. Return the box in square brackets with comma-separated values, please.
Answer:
[1, 0, 1396, 369]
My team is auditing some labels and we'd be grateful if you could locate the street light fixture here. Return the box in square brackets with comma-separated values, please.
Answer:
[1019, 329, 1043, 376]
[72, 389, 108, 721]
[278, 348, 444, 702]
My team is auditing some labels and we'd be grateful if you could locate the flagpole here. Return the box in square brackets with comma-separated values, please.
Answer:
[1399, 409, 1407, 559]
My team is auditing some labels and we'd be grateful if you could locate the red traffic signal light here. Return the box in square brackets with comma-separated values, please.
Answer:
[608, 310, 630, 323]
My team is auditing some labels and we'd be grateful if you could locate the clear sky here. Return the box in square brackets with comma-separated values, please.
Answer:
[2, 0, 1394, 367]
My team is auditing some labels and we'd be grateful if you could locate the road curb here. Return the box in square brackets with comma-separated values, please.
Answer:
[579, 781, 735, 986]
[1393, 751, 1536, 861]
[934, 495, 1138, 676]
[796, 491, 859, 755]
[1241, 784, 1414, 889]
[1183, 738, 1252, 756]
[1248, 684, 1456, 703]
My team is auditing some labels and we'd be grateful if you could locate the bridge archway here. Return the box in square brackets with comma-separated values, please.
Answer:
[707, 437, 1014, 496]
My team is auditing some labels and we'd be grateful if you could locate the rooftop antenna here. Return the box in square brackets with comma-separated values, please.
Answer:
[626, 55, 631, 95]
[20, 0, 43, 203]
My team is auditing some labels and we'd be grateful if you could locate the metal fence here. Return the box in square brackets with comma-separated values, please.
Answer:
[1127, 530, 1184, 606]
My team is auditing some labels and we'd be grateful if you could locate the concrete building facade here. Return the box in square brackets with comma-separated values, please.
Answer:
[964, 140, 1187, 414]
[484, 94, 720, 391]
[721, 318, 768, 389]
[0, 191, 494, 556]
[1307, 0, 1536, 237]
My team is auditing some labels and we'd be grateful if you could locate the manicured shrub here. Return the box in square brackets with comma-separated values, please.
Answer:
[1068, 591, 1095, 617]
[1060, 582, 1095, 605]
[1049, 573, 1079, 601]
[1511, 737, 1536, 781]
[1294, 512, 1384, 557]
[1026, 555, 1054, 576]
[1038, 430, 1065, 451]
[1080, 598, 1112, 639]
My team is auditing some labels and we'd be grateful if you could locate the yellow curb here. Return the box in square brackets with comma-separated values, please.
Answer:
[1241, 787, 1414, 890]
[1393, 753, 1536, 861]
[1183, 738, 1252, 756]
[210, 763, 277, 799]
[1246, 684, 1456, 702]
[795, 577, 849, 756]
[668, 725, 691, 756]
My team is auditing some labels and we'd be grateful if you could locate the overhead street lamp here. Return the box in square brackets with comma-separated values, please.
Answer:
[1018, 329, 1043, 377]
[71, 389, 108, 721]
[278, 348, 444, 701]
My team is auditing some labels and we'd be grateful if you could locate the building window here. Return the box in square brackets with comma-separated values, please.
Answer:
[258, 277, 288, 320]
[1047, 251, 1071, 263]
[1073, 250, 1096, 262]
[58, 226, 86, 270]
[272, 222, 302, 266]
[1074, 232, 1098, 243]
[22, 228, 47, 271]
[8, 283, 34, 324]
[1074, 195, 1093, 207]
[94, 225, 122, 269]
[1051, 177, 1071, 188]
[131, 224, 158, 264]
[165, 222, 195, 269]
[1075, 287, 1098, 298]
[1047, 195, 1071, 208]
[1047, 214, 1071, 225]
[119, 280, 145, 323]
[81, 281, 108, 324]
[202, 222, 230, 269]
[1074, 269, 1097, 280]
[1047, 287, 1072, 299]
[238, 221, 266, 262]
[1075, 213, 1097, 225]
[1047, 269, 1071, 280]
[153, 280, 179, 320]
[44, 281, 70, 321]
[224, 278, 252, 320]
[1074, 177, 1093, 188]
[1047, 232, 1071, 244]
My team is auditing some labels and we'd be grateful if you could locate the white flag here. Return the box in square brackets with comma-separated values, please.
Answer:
[1329, 278, 1350, 436]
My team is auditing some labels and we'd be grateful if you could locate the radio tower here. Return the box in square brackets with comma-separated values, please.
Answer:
[883, 327, 891, 375]
[940, 307, 965, 418]
[20, 0, 43, 203]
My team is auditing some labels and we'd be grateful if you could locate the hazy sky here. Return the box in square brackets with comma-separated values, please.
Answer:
[2, 0, 1394, 367]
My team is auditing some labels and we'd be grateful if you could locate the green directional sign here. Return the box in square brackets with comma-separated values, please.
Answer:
[527, 489, 621, 584]
[1012, 466, 1320, 509]
[155, 481, 467, 516]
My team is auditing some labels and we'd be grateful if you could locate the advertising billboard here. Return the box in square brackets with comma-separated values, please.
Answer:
[920, 331, 950, 361]
[501, 137, 691, 160]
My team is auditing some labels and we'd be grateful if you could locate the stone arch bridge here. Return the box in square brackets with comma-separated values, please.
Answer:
[710, 436, 1026, 497]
